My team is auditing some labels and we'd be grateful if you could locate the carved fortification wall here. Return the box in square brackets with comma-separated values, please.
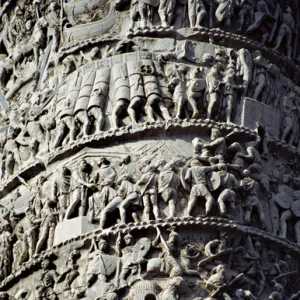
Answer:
[1, 0, 300, 299]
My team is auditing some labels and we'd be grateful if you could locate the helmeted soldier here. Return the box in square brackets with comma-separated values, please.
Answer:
[241, 170, 266, 229]
[184, 159, 221, 216]
[158, 160, 180, 218]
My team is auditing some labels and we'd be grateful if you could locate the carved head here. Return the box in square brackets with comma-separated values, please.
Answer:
[243, 169, 251, 177]
[254, 241, 261, 253]
[190, 159, 202, 167]
[79, 159, 89, 171]
[285, 6, 292, 13]
[99, 158, 110, 167]
[274, 283, 283, 293]
[98, 238, 108, 251]
[168, 230, 179, 245]
[211, 128, 221, 140]
[124, 233, 133, 245]
[283, 254, 292, 265]
[41, 259, 50, 270]
[90, 47, 100, 59]
[267, 251, 276, 262]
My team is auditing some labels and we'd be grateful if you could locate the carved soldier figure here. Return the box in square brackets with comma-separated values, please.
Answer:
[141, 60, 171, 123]
[17, 207, 41, 265]
[158, 160, 180, 218]
[268, 282, 284, 300]
[245, 0, 276, 45]
[57, 250, 80, 292]
[251, 50, 272, 101]
[118, 174, 142, 224]
[52, 166, 71, 222]
[158, 0, 176, 27]
[204, 231, 231, 257]
[129, 0, 155, 30]
[184, 159, 220, 216]
[281, 90, 298, 145]
[117, 233, 150, 288]
[45, 2, 61, 52]
[168, 65, 188, 119]
[206, 264, 227, 289]
[87, 67, 110, 133]
[136, 164, 159, 221]
[241, 170, 266, 229]
[217, 164, 239, 218]
[36, 259, 59, 300]
[206, 65, 223, 120]
[215, 0, 240, 28]
[0, 221, 13, 281]
[86, 237, 117, 296]
[10, 6, 26, 45]
[187, 0, 206, 28]
[2, 126, 22, 179]
[279, 191, 300, 244]
[35, 198, 58, 254]
[111, 63, 130, 129]
[65, 159, 94, 220]
[186, 67, 206, 118]
[90, 158, 117, 224]
[223, 63, 243, 123]
[202, 128, 227, 164]
[273, 6, 295, 59]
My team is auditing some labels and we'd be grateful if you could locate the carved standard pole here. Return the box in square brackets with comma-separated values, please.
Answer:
[1, 0, 300, 299]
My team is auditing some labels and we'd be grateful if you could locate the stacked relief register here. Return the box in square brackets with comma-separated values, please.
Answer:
[2, 0, 300, 299]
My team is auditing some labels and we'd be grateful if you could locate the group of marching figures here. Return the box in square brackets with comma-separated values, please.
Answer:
[0, 46, 273, 179]
[2, 128, 300, 281]
[1, 228, 300, 299]
[126, 0, 299, 60]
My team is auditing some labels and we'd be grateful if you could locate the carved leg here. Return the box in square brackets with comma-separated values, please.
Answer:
[158, 7, 168, 27]
[93, 107, 104, 133]
[150, 192, 159, 220]
[186, 196, 197, 217]
[158, 102, 171, 121]
[143, 194, 151, 221]
[188, 96, 200, 119]
[189, 10, 196, 28]
[112, 100, 126, 129]
[175, 95, 185, 119]
[168, 199, 175, 218]
[35, 226, 49, 254]
[64, 194, 81, 220]
[253, 73, 266, 100]
[205, 194, 214, 215]
[128, 98, 142, 125]
[226, 95, 234, 123]
[145, 98, 156, 122]
[207, 92, 218, 120]
[294, 221, 300, 245]
[47, 226, 55, 249]
[119, 192, 140, 223]
[255, 201, 266, 229]
[196, 10, 206, 28]
[280, 210, 293, 238]
[53, 119, 67, 149]
[217, 196, 226, 216]
[244, 206, 252, 224]
[99, 196, 122, 228]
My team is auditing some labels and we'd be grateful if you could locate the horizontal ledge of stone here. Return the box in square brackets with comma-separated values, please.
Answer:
[0, 215, 299, 290]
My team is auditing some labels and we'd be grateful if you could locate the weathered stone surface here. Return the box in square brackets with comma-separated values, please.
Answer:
[1, 0, 300, 299]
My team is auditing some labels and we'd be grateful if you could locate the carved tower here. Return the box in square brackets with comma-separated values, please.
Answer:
[0, 0, 300, 299]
